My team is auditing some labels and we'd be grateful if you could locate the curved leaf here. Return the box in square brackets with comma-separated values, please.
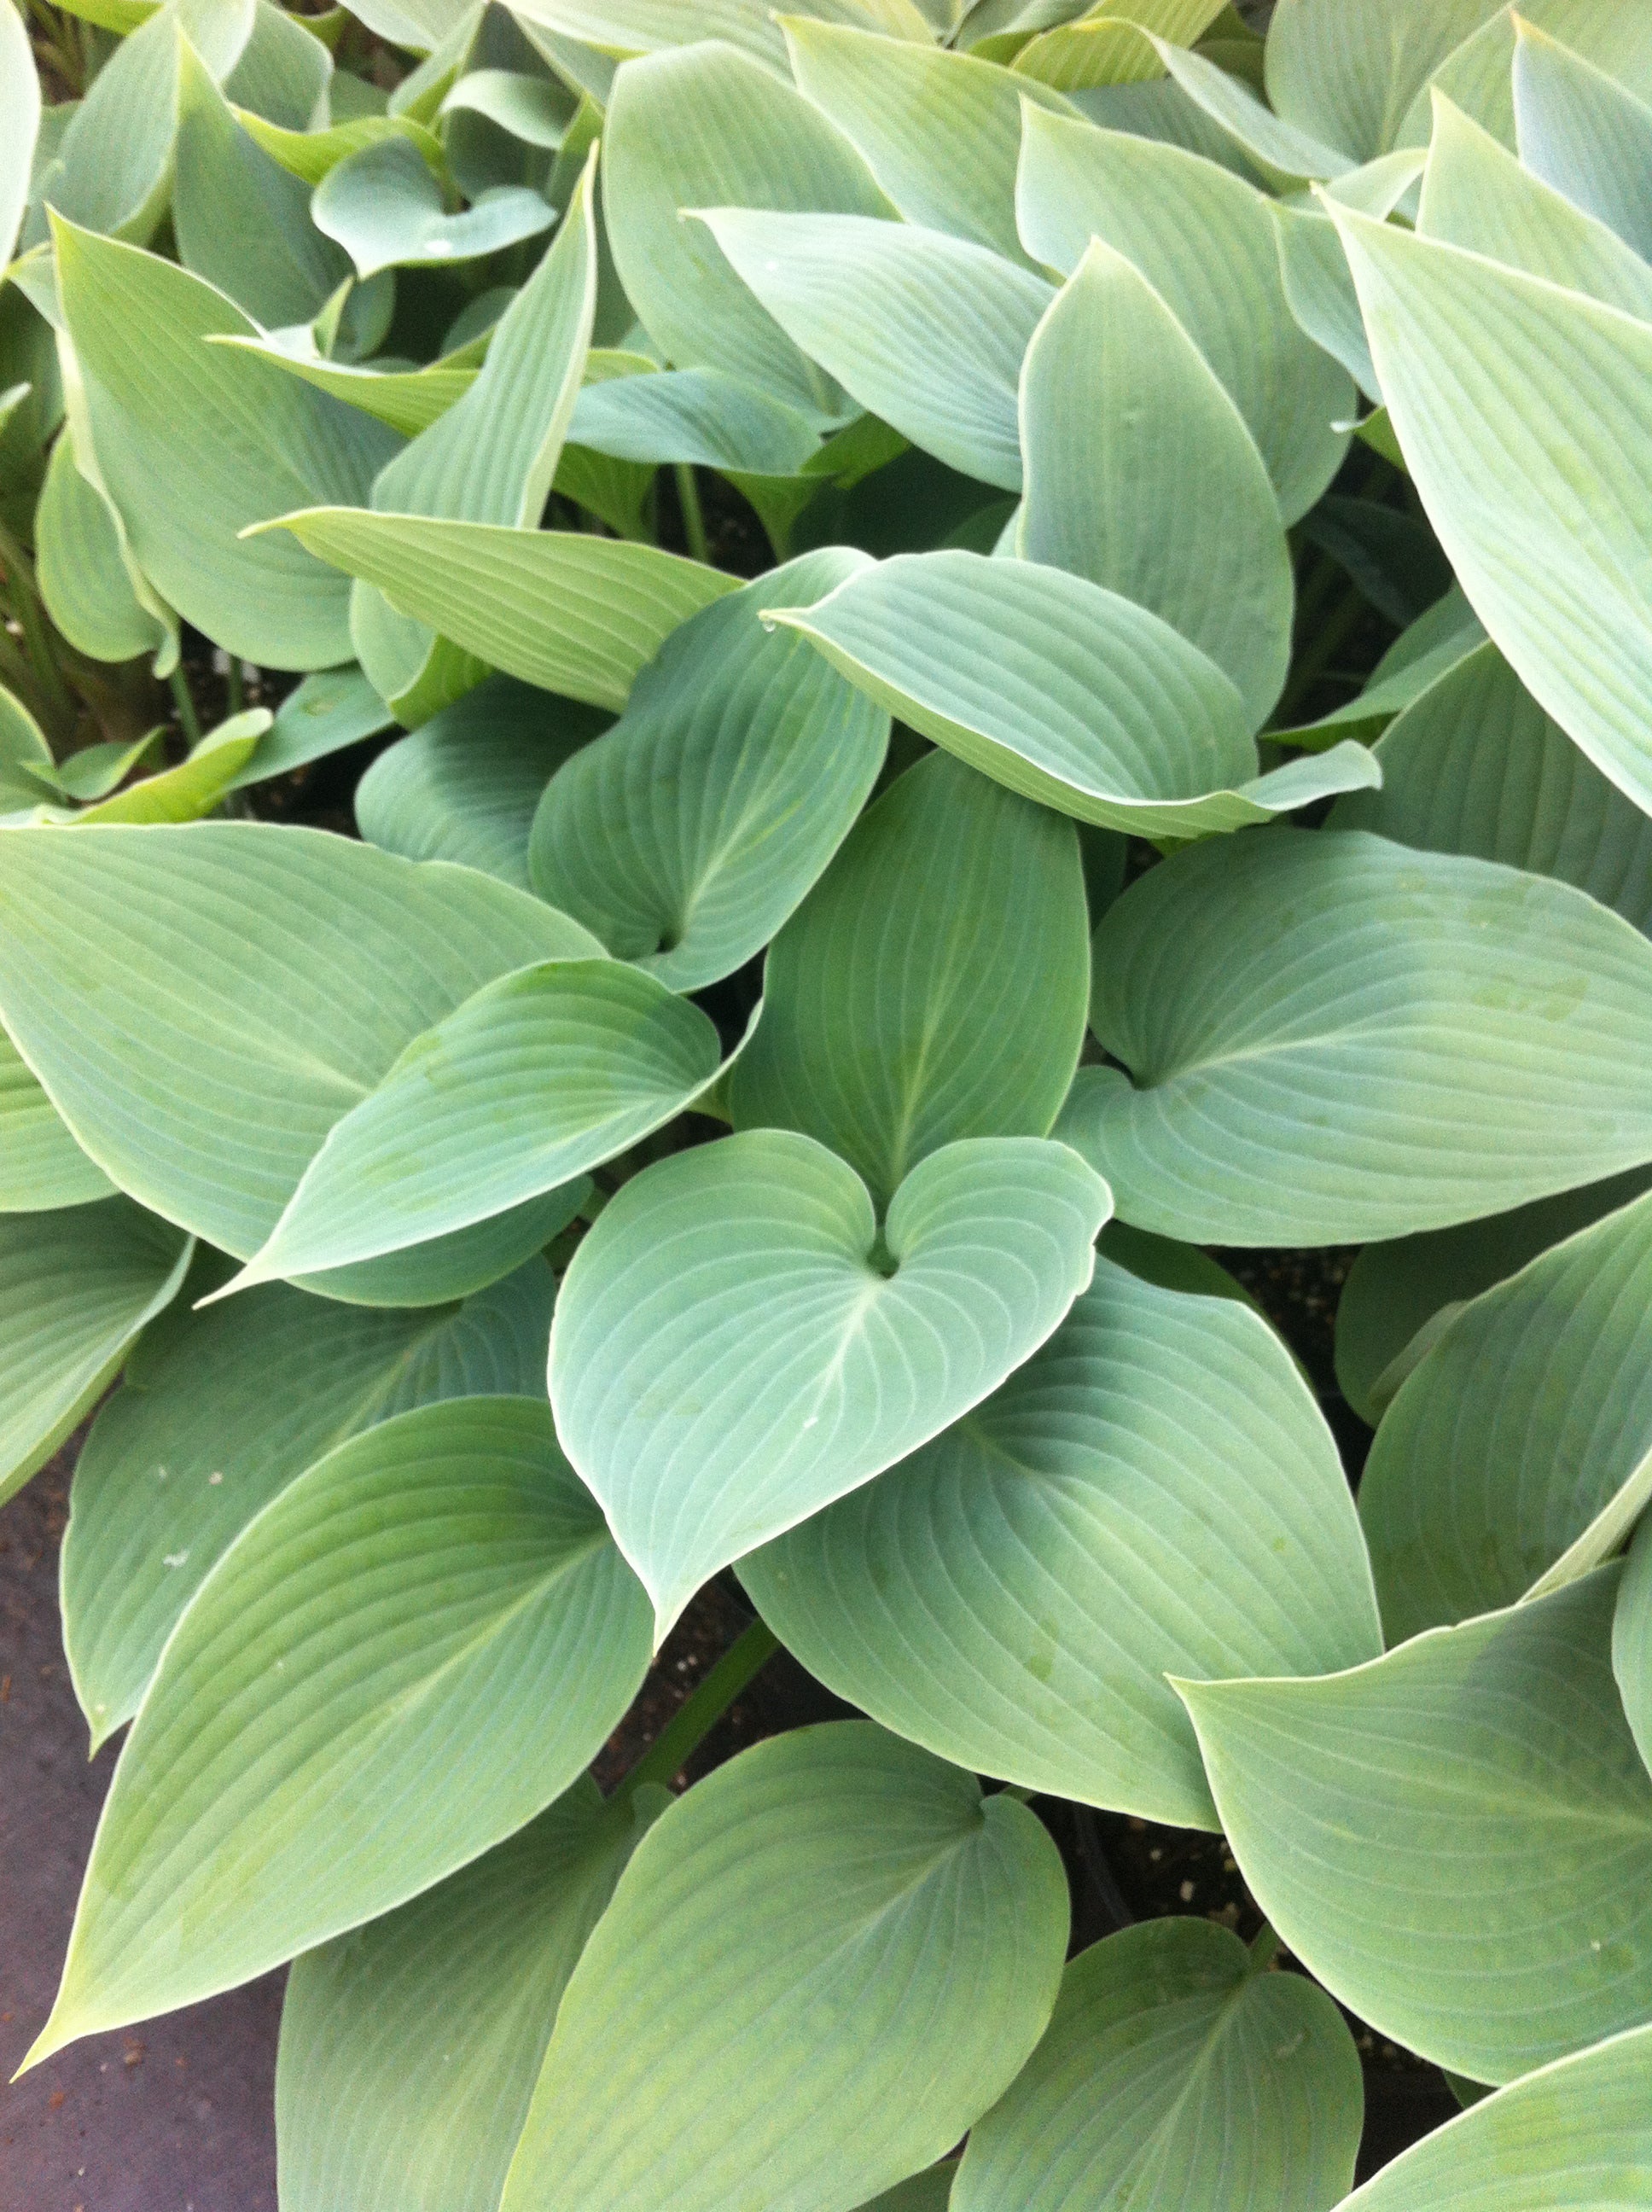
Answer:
[1264, 0, 1500, 162]
[499, 1722, 1070, 2212]
[743, 1254, 1380, 1826]
[550, 1129, 1111, 1638]
[26, 1395, 652, 2064]
[567, 367, 821, 474]
[1063, 829, 1652, 1245]
[953, 1918, 1364, 2212]
[0, 1032, 116, 1211]
[0, 0, 39, 265]
[315, 136, 553, 278]
[1513, 20, 1652, 262]
[1178, 1568, 1652, 2084]
[528, 547, 889, 991]
[230, 665, 395, 790]
[34, 428, 171, 667]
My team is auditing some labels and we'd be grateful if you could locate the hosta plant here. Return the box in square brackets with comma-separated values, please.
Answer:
[7, 0, 1652, 2202]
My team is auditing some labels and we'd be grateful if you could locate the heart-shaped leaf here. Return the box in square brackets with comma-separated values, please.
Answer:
[62, 1255, 561, 1748]
[27, 1395, 651, 2064]
[1062, 829, 1652, 1245]
[528, 547, 889, 992]
[1178, 1567, 1652, 2084]
[550, 1129, 1110, 1638]
[498, 1722, 1070, 2212]
[953, 1918, 1364, 2212]
[743, 1251, 1380, 1825]
[314, 135, 554, 279]
[773, 551, 1377, 834]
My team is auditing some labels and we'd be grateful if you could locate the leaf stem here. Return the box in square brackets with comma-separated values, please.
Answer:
[169, 665, 202, 749]
[674, 462, 710, 564]
[616, 1617, 779, 1800]
[1248, 1922, 1281, 1973]
[226, 657, 245, 716]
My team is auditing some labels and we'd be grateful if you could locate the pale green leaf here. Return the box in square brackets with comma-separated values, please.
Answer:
[1332, 2023, 1652, 2210]
[439, 66, 577, 147]
[696, 209, 1051, 490]
[222, 0, 332, 130]
[0, 1030, 116, 1212]
[0, 683, 54, 814]
[0, 823, 604, 1264]
[1334, 206, 1652, 819]
[236, 106, 444, 185]
[1263, 0, 1502, 161]
[1271, 199, 1383, 403]
[1514, 20, 1652, 262]
[1178, 1568, 1652, 2083]
[358, 677, 602, 888]
[500, 1723, 1070, 2212]
[510, 0, 935, 71]
[773, 550, 1376, 835]
[1409, 0, 1652, 150]
[726, 749, 1088, 1205]
[566, 366, 822, 474]
[529, 548, 888, 992]
[1063, 828, 1652, 1245]
[54, 217, 399, 669]
[1, 0, 40, 266]
[1016, 103, 1353, 524]
[277, 1779, 661, 2212]
[225, 664, 394, 790]
[953, 1918, 1364, 2212]
[742, 1254, 1379, 1827]
[1012, 1, 1230, 90]
[44, 6, 189, 247]
[604, 43, 892, 421]
[1614, 1512, 1652, 1778]
[313, 135, 553, 278]
[27, 1395, 651, 2064]
[1273, 585, 1486, 749]
[64, 1257, 559, 1749]
[226, 961, 722, 1288]
[1021, 240, 1292, 727]
[34, 428, 170, 667]
[260, 508, 736, 709]
[0, 1198, 190, 1510]
[550, 1130, 1110, 1637]
[207, 337, 477, 439]
[1153, 39, 1352, 187]
[64, 712, 268, 827]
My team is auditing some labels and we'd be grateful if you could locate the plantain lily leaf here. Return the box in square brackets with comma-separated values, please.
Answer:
[1, 0, 40, 267]
[236, 106, 444, 186]
[604, 42, 893, 422]
[0, 1030, 116, 1212]
[1021, 240, 1293, 728]
[696, 209, 1051, 490]
[1016, 104, 1352, 525]
[224, 962, 724, 1289]
[498, 1722, 1070, 2212]
[1359, 1187, 1652, 1643]
[53, 217, 399, 668]
[1333, 641, 1652, 933]
[33, 427, 171, 667]
[1179, 1567, 1652, 2084]
[277, 1778, 665, 2212]
[1513, 20, 1652, 262]
[314, 135, 554, 280]
[550, 1129, 1110, 1639]
[1332, 2022, 1652, 2210]
[0, 1199, 191, 1511]
[771, 550, 1376, 834]
[210, 338, 478, 437]
[1010, 0, 1230, 90]
[1263, 0, 1501, 162]
[358, 677, 604, 887]
[1335, 205, 1652, 820]
[0, 824, 604, 1266]
[743, 1254, 1380, 1827]
[223, 0, 332, 130]
[1334, 1167, 1652, 1429]
[63, 1254, 560, 1752]
[1151, 39, 1352, 188]
[1064, 829, 1652, 1246]
[854, 2172, 957, 2212]
[1274, 585, 1486, 749]
[952, 1918, 1364, 2212]
[259, 508, 736, 708]
[726, 750, 1087, 1206]
[1614, 1512, 1652, 1778]
[26, 1395, 651, 2066]
[566, 367, 821, 475]
[225, 664, 394, 790]
[439, 66, 577, 147]
[529, 548, 889, 991]
[782, 20, 1075, 266]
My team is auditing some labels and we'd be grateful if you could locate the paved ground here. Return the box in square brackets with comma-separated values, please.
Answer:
[0, 1455, 280, 2212]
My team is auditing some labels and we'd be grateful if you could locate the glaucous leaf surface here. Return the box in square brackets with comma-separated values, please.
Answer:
[1358, 1189, 1652, 1639]
[1413, 0, 1652, 148]
[1015, 104, 1352, 524]
[0, 1198, 190, 1509]
[1063, 830, 1652, 1245]
[566, 365, 821, 475]
[1152, 39, 1352, 187]
[53, 217, 398, 668]
[529, 547, 889, 991]
[1335, 205, 1652, 819]
[743, 1254, 1380, 1826]
[1020, 240, 1292, 728]
[28, 1396, 651, 2061]
[726, 749, 1088, 1206]
[1334, 2023, 1652, 2210]
[1512, 20, 1652, 263]
[775, 551, 1376, 835]
[62, 1257, 561, 1746]
[1263, 0, 1501, 161]
[604, 42, 890, 421]
[1180, 1568, 1652, 2084]
[230, 664, 396, 789]
[1614, 1511, 1652, 1778]
[499, 1723, 1070, 2212]
[0, 0, 39, 263]
[265, 508, 736, 708]
[277, 1778, 663, 2212]
[953, 1918, 1364, 2212]
[1333, 642, 1652, 932]
[34, 428, 172, 668]
[0, 1031, 116, 1212]
[697, 209, 1051, 489]
[550, 1129, 1110, 1638]
[314, 135, 553, 279]
[0, 824, 602, 1264]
